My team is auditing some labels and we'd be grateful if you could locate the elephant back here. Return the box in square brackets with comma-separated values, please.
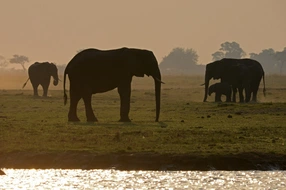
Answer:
[28, 62, 55, 79]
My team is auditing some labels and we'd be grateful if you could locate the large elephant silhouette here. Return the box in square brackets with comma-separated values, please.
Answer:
[203, 58, 266, 102]
[63, 48, 163, 122]
[23, 62, 59, 97]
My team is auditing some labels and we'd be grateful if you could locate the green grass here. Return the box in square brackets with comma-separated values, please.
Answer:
[0, 75, 286, 157]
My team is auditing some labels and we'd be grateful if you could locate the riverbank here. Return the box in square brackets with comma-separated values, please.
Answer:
[1, 152, 285, 171]
[1, 76, 286, 172]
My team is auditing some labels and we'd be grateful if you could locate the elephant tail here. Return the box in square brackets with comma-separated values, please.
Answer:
[262, 72, 266, 97]
[22, 78, 30, 89]
[63, 68, 68, 105]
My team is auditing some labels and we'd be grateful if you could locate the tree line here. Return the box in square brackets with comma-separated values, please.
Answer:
[160, 41, 286, 75]
[1, 41, 286, 75]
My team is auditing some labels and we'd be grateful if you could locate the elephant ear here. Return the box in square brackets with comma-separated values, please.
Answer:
[207, 61, 220, 79]
[126, 49, 145, 77]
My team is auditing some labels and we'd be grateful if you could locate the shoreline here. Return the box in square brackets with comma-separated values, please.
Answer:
[1, 152, 285, 171]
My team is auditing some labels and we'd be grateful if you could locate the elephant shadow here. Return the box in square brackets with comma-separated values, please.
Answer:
[68, 121, 168, 128]
[13, 92, 54, 98]
[34, 96, 53, 99]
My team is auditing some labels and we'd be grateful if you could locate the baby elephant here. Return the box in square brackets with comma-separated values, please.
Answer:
[208, 82, 232, 102]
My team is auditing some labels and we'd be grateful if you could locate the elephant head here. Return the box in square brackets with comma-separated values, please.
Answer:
[208, 84, 216, 96]
[46, 62, 59, 86]
[203, 60, 224, 102]
[125, 48, 163, 122]
[50, 63, 59, 86]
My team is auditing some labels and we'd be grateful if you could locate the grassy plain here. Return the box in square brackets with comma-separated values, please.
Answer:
[0, 73, 286, 170]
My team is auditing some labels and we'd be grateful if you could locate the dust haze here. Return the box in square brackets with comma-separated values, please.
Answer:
[0, 1, 285, 64]
[0, 1, 286, 92]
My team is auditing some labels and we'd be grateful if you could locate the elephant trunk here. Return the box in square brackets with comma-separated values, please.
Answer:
[203, 74, 210, 102]
[52, 75, 59, 86]
[153, 71, 161, 122]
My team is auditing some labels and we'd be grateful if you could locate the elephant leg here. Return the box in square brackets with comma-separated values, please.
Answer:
[68, 85, 81, 122]
[232, 88, 237, 102]
[218, 93, 222, 102]
[82, 92, 98, 122]
[32, 83, 39, 96]
[252, 91, 258, 102]
[41, 82, 50, 97]
[215, 93, 222, 102]
[238, 88, 244, 103]
[118, 81, 132, 122]
[226, 91, 231, 102]
[244, 88, 251, 103]
[251, 82, 260, 102]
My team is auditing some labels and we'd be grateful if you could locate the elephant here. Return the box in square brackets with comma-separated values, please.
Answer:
[221, 62, 251, 102]
[203, 58, 266, 103]
[63, 47, 163, 122]
[208, 82, 232, 102]
[23, 62, 59, 97]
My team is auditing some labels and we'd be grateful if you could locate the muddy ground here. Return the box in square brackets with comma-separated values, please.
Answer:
[1, 152, 285, 171]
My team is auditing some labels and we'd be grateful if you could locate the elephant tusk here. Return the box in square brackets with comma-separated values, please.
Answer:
[154, 77, 165, 84]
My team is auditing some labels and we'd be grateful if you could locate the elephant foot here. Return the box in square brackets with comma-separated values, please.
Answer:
[86, 113, 98, 122]
[87, 117, 98, 122]
[119, 118, 131, 122]
[68, 115, 80, 122]
[68, 118, 80, 122]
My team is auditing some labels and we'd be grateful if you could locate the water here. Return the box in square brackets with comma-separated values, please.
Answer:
[1, 169, 286, 189]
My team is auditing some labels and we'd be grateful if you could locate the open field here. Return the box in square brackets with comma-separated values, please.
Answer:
[0, 74, 286, 170]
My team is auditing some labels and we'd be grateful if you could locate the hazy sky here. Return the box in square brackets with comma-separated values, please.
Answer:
[0, 0, 285, 67]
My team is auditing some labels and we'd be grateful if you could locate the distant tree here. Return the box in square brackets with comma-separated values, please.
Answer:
[160, 47, 198, 69]
[0, 55, 8, 68]
[221, 41, 246, 58]
[275, 47, 286, 75]
[212, 51, 225, 61]
[159, 47, 204, 75]
[9, 54, 29, 71]
[212, 41, 246, 60]
[250, 48, 279, 74]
